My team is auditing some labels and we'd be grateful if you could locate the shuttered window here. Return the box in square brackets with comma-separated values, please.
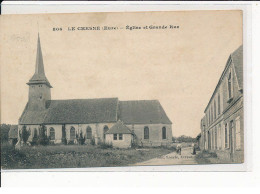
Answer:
[235, 117, 241, 150]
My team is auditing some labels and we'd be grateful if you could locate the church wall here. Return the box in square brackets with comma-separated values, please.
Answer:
[64, 123, 115, 144]
[126, 124, 172, 147]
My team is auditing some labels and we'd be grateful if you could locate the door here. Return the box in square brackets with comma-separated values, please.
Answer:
[229, 120, 235, 161]
[208, 131, 211, 150]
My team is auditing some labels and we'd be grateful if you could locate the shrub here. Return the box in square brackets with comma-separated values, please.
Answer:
[36, 126, 50, 145]
[90, 137, 95, 146]
[0, 124, 11, 143]
[21, 126, 30, 143]
[78, 132, 85, 145]
[98, 142, 113, 149]
[67, 140, 74, 145]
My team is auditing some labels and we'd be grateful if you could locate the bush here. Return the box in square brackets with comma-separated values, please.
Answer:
[98, 142, 113, 149]
[78, 132, 85, 145]
[90, 137, 95, 145]
[36, 126, 50, 145]
[21, 126, 30, 143]
[0, 124, 11, 143]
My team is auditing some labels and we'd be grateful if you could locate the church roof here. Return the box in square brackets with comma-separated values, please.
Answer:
[8, 125, 18, 139]
[19, 98, 172, 125]
[27, 34, 52, 88]
[106, 120, 132, 134]
[43, 98, 119, 124]
[19, 103, 49, 125]
[119, 100, 172, 124]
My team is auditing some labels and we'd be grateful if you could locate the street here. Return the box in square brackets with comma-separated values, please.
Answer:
[134, 147, 198, 166]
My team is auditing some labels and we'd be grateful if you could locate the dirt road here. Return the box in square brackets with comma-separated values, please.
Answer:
[134, 147, 198, 166]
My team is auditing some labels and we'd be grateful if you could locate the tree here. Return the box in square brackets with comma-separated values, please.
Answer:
[37, 125, 49, 145]
[0, 124, 11, 142]
[21, 125, 30, 143]
[176, 135, 196, 143]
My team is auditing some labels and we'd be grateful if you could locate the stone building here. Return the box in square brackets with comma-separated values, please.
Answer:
[17, 34, 172, 147]
[200, 45, 243, 163]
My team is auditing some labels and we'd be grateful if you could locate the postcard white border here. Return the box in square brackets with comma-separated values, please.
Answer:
[1, 1, 258, 188]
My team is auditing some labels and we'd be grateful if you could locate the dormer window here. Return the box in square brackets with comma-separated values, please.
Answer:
[227, 69, 233, 103]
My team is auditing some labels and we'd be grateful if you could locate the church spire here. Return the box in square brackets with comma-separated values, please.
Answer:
[27, 33, 52, 88]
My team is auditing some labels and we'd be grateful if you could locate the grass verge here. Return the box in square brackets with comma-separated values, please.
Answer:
[1, 142, 174, 169]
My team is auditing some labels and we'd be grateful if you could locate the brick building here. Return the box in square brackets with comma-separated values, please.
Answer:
[200, 45, 243, 163]
[17, 34, 172, 147]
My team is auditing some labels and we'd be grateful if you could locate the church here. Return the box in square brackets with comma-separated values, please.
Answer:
[17, 34, 172, 148]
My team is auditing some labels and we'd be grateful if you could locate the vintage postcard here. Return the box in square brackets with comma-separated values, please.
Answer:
[0, 10, 243, 170]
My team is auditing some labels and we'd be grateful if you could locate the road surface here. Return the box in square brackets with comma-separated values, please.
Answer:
[134, 147, 198, 166]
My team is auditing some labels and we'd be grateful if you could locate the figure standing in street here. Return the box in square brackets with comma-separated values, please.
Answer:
[177, 143, 182, 155]
[192, 143, 196, 155]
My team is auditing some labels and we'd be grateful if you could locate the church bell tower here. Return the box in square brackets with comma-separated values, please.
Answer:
[27, 34, 52, 111]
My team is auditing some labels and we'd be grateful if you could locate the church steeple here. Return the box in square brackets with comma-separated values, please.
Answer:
[27, 34, 52, 111]
[27, 33, 52, 88]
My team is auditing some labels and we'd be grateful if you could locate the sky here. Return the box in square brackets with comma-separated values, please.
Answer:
[0, 11, 242, 137]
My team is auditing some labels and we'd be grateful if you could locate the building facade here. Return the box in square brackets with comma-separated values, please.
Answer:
[17, 34, 173, 147]
[200, 45, 243, 163]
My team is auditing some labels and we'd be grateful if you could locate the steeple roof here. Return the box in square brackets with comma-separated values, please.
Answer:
[27, 34, 52, 88]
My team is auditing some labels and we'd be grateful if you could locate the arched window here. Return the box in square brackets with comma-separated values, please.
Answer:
[162, 127, 166, 139]
[86, 126, 92, 139]
[103, 125, 109, 140]
[70, 127, 75, 140]
[33, 128, 38, 138]
[144, 127, 149, 140]
[50, 127, 55, 140]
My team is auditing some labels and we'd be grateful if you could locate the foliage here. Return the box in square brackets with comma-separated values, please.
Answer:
[1, 124, 11, 142]
[98, 141, 113, 149]
[78, 131, 85, 145]
[174, 135, 197, 143]
[21, 126, 30, 143]
[1, 144, 173, 169]
[36, 125, 50, 145]
[90, 137, 95, 146]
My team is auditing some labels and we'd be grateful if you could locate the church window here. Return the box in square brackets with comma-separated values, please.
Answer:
[119, 134, 123, 140]
[70, 127, 76, 140]
[50, 127, 55, 140]
[86, 127, 92, 139]
[144, 127, 149, 139]
[113, 134, 117, 140]
[103, 125, 109, 140]
[162, 127, 166, 139]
